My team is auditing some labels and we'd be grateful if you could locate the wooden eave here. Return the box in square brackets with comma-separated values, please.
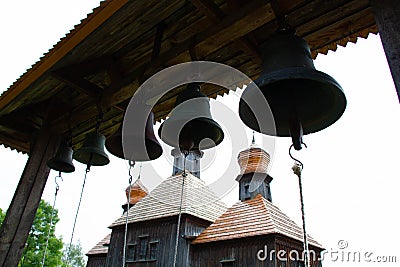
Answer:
[0, 0, 378, 153]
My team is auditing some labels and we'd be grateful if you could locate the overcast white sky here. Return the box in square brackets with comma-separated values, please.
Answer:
[1, 1, 400, 266]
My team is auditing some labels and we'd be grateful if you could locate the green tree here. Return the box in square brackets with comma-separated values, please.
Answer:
[0, 201, 86, 266]
[19, 199, 64, 266]
[0, 208, 5, 224]
[62, 241, 86, 267]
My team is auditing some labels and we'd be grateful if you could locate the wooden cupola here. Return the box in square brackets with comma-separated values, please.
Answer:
[236, 137, 273, 202]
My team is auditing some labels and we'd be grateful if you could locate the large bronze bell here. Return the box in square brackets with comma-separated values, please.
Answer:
[158, 83, 224, 151]
[73, 131, 110, 166]
[105, 112, 163, 161]
[47, 141, 75, 173]
[239, 31, 346, 150]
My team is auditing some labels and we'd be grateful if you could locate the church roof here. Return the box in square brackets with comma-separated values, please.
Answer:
[192, 194, 322, 248]
[86, 234, 111, 256]
[110, 173, 227, 227]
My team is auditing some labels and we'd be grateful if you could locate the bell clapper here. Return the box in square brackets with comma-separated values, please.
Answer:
[289, 145, 310, 267]
[289, 116, 304, 151]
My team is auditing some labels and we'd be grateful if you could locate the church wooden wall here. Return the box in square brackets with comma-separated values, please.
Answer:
[191, 235, 323, 267]
[86, 255, 107, 267]
[105, 214, 211, 267]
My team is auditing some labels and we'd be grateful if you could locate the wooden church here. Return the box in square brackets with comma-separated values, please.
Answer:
[86, 142, 323, 266]
[0, 1, 398, 266]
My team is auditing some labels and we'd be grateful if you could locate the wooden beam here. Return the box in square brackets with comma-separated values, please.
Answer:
[371, 0, 400, 102]
[151, 22, 166, 61]
[0, 127, 61, 266]
[190, 0, 262, 64]
[49, 0, 271, 131]
[191, 0, 224, 21]
[55, 56, 113, 77]
[52, 71, 103, 98]
[24, 0, 273, 139]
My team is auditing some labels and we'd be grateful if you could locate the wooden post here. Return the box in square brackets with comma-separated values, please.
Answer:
[371, 0, 400, 102]
[0, 127, 60, 266]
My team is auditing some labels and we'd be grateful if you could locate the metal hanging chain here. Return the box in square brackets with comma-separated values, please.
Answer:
[289, 144, 310, 267]
[41, 173, 63, 267]
[173, 151, 189, 267]
[122, 160, 135, 267]
[65, 164, 91, 264]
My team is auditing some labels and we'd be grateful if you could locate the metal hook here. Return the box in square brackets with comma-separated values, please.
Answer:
[54, 173, 63, 195]
[289, 142, 307, 170]
[55, 173, 63, 187]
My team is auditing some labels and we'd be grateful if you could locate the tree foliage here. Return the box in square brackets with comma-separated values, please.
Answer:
[0, 200, 86, 267]
[0, 200, 85, 267]
[0, 208, 5, 225]
[62, 242, 86, 267]
[19, 199, 64, 266]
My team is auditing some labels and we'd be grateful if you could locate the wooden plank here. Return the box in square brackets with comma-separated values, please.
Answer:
[304, 8, 375, 51]
[0, 127, 61, 266]
[296, 0, 370, 38]
[52, 71, 103, 98]
[371, 0, 400, 102]
[119, 0, 269, 75]
[190, 0, 261, 64]
[55, 56, 113, 77]
[151, 22, 166, 61]
[184, 2, 272, 57]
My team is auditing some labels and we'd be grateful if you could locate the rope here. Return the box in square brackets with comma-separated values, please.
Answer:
[122, 160, 135, 267]
[173, 151, 188, 267]
[289, 144, 310, 267]
[66, 164, 90, 263]
[41, 173, 62, 267]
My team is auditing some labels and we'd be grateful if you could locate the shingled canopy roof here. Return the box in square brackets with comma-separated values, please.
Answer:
[86, 234, 111, 256]
[192, 194, 322, 248]
[110, 173, 227, 227]
[0, 0, 377, 153]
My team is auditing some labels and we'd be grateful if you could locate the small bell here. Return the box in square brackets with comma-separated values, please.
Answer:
[158, 83, 224, 151]
[105, 112, 163, 161]
[73, 131, 109, 166]
[47, 141, 75, 173]
[239, 30, 346, 150]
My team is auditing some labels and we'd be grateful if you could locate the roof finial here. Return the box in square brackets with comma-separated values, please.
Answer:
[138, 163, 143, 180]
[252, 131, 256, 144]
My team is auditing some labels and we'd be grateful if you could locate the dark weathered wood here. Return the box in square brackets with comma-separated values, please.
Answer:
[52, 71, 103, 98]
[371, 0, 400, 102]
[191, 234, 323, 267]
[106, 215, 211, 267]
[55, 56, 113, 77]
[151, 22, 166, 61]
[190, 0, 262, 64]
[0, 127, 60, 266]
